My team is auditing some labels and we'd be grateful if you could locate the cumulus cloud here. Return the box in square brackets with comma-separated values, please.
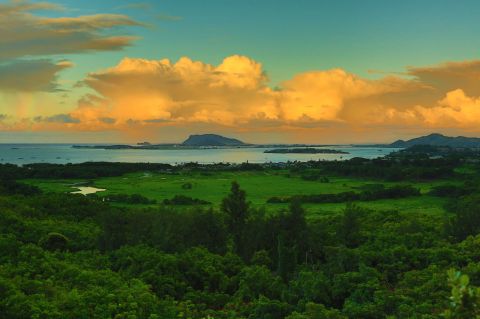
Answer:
[70, 55, 480, 139]
[0, 0, 141, 60]
[71, 55, 426, 131]
[278, 69, 426, 123]
[72, 55, 276, 127]
[4, 52, 480, 142]
[412, 89, 480, 128]
[0, 59, 73, 92]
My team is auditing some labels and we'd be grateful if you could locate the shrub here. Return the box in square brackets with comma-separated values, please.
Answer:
[39, 232, 69, 251]
[182, 182, 193, 190]
[163, 195, 210, 205]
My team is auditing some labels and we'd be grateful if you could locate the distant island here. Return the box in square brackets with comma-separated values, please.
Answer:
[389, 133, 480, 148]
[182, 134, 246, 146]
[353, 133, 480, 149]
[72, 134, 248, 150]
[264, 148, 349, 154]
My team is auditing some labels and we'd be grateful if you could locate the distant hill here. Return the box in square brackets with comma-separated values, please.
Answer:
[390, 133, 480, 148]
[182, 134, 246, 146]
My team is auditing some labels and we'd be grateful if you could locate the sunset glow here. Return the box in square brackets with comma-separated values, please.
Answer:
[1, 0, 480, 143]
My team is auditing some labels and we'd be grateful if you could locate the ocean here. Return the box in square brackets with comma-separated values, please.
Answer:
[0, 144, 401, 165]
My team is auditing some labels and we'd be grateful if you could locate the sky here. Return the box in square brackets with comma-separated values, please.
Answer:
[1, 0, 480, 143]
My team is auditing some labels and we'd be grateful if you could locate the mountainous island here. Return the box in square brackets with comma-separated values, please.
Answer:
[389, 133, 480, 148]
[182, 134, 247, 146]
[72, 134, 247, 150]
[264, 148, 349, 154]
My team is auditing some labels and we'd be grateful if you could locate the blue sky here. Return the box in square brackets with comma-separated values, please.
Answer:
[49, 0, 480, 84]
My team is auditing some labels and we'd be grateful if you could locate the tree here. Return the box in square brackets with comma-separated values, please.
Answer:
[277, 233, 295, 281]
[286, 302, 347, 319]
[250, 296, 292, 319]
[286, 200, 307, 237]
[447, 195, 480, 241]
[277, 200, 308, 280]
[285, 199, 308, 262]
[235, 265, 284, 302]
[221, 181, 249, 258]
[39, 232, 69, 251]
[444, 269, 480, 319]
[338, 204, 363, 248]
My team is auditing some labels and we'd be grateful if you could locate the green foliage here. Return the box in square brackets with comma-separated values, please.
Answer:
[222, 181, 250, 258]
[429, 184, 471, 198]
[447, 195, 480, 241]
[163, 195, 210, 205]
[250, 296, 292, 319]
[251, 250, 273, 268]
[104, 193, 157, 205]
[235, 265, 284, 302]
[182, 182, 193, 190]
[98, 207, 227, 254]
[2, 156, 480, 318]
[0, 178, 41, 196]
[0, 244, 171, 319]
[286, 302, 347, 319]
[338, 203, 363, 248]
[267, 185, 420, 204]
[39, 232, 69, 251]
[300, 171, 330, 182]
[444, 270, 480, 319]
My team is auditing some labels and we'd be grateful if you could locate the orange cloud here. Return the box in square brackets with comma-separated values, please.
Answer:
[4, 54, 480, 143]
[279, 70, 423, 122]
[413, 89, 480, 128]
[71, 55, 425, 130]
[73, 55, 277, 128]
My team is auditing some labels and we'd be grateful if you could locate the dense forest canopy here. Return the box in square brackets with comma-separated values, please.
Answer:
[2, 148, 480, 318]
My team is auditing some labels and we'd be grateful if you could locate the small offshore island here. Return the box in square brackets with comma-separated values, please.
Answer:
[264, 148, 349, 154]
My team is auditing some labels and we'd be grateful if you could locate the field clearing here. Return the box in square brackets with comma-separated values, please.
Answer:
[24, 170, 454, 216]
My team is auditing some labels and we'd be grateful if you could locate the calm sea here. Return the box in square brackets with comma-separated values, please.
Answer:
[0, 144, 401, 165]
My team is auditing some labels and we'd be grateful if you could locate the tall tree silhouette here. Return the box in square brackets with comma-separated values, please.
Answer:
[222, 181, 250, 258]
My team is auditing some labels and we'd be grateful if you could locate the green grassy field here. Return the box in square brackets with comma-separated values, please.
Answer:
[24, 170, 453, 217]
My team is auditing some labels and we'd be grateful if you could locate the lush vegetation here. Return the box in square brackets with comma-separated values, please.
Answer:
[102, 193, 157, 205]
[2, 150, 480, 318]
[163, 195, 211, 205]
[23, 164, 452, 214]
[267, 184, 421, 204]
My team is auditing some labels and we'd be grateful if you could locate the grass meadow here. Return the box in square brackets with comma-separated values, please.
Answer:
[24, 169, 453, 218]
